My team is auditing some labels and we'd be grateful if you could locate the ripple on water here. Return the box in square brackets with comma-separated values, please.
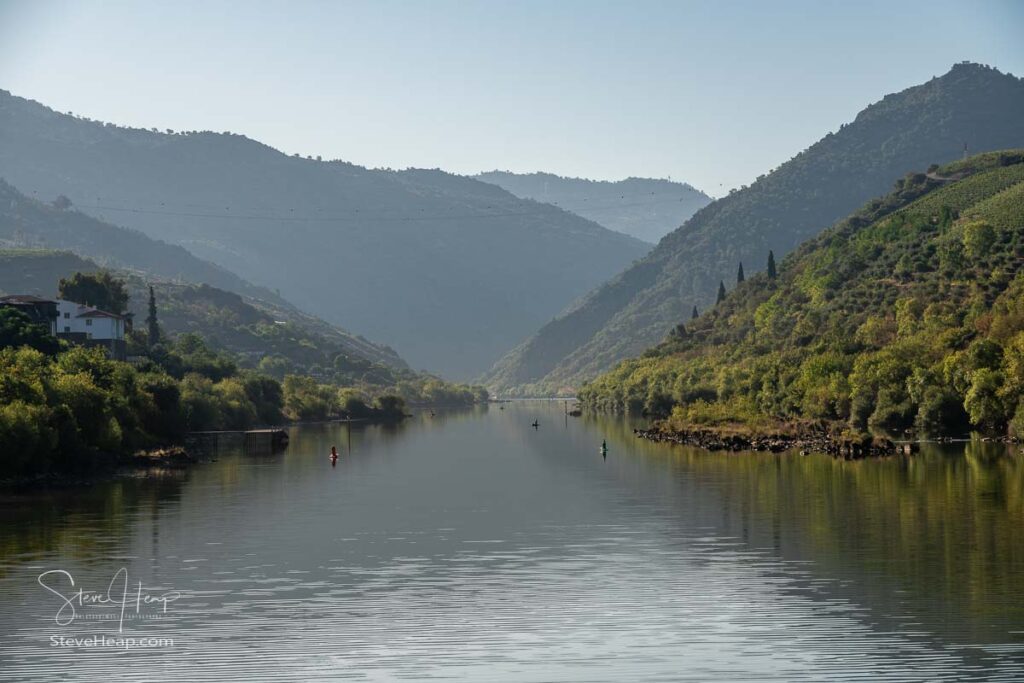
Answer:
[1, 405, 1022, 681]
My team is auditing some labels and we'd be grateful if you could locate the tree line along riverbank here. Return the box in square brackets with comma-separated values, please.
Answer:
[0, 272, 486, 483]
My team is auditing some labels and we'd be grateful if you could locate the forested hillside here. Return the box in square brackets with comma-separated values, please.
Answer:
[0, 93, 649, 378]
[581, 151, 1024, 438]
[475, 172, 711, 244]
[483, 63, 1024, 395]
[0, 249, 416, 381]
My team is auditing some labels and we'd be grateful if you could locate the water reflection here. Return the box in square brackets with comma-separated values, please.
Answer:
[0, 402, 1021, 680]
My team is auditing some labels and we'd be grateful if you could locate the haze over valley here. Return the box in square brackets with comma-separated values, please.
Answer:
[2, 3, 1024, 680]
[0, 91, 649, 379]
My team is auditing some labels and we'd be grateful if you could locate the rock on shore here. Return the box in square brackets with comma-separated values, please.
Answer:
[633, 425, 919, 459]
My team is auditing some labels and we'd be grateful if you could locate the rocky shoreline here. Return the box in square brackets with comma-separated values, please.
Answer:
[633, 425, 919, 459]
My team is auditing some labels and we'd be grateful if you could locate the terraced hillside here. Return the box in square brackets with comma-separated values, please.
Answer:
[580, 151, 1024, 438]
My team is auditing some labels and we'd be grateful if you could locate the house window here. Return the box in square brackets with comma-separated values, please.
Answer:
[63, 312, 70, 319]
[87, 333, 93, 339]
[64, 326, 70, 333]
[86, 318, 92, 326]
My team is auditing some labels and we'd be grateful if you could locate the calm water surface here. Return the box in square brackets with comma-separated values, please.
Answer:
[1, 402, 1023, 681]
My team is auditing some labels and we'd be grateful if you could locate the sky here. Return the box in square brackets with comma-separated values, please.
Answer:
[0, 0, 1021, 195]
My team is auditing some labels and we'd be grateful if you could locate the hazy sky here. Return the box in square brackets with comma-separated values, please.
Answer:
[1, 0, 1021, 194]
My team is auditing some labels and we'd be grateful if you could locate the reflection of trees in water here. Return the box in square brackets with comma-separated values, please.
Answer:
[0, 475, 188, 576]
[608, 428, 1024, 645]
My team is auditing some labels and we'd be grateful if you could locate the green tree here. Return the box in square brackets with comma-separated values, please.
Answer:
[373, 395, 406, 418]
[258, 355, 294, 379]
[146, 285, 160, 347]
[962, 220, 996, 259]
[282, 375, 334, 421]
[964, 368, 1008, 433]
[736, 262, 745, 284]
[716, 280, 727, 304]
[241, 374, 284, 424]
[767, 250, 777, 279]
[58, 271, 129, 313]
[691, 305, 699, 320]
[0, 308, 60, 355]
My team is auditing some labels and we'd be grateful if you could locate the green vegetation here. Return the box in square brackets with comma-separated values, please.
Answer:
[483, 63, 1024, 396]
[0, 327, 426, 479]
[0, 252, 489, 404]
[146, 285, 159, 346]
[0, 250, 469, 395]
[0, 269, 486, 479]
[58, 271, 129, 313]
[0, 308, 59, 355]
[580, 151, 1024, 439]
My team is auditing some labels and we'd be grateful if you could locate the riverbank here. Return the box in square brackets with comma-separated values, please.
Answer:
[0, 410, 430, 489]
[0, 445, 210, 489]
[633, 421, 920, 459]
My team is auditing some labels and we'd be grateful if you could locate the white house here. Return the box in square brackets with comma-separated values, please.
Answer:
[55, 299, 126, 340]
[54, 299, 128, 359]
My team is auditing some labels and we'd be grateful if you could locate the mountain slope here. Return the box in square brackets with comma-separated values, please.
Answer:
[580, 150, 1024, 437]
[483, 63, 1024, 395]
[0, 93, 650, 379]
[0, 178, 284, 304]
[0, 248, 414, 379]
[474, 172, 712, 244]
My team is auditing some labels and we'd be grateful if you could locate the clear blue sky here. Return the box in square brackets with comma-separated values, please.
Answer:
[1, 0, 1021, 194]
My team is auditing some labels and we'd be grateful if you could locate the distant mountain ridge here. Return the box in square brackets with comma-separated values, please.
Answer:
[0, 92, 650, 379]
[481, 62, 1024, 395]
[0, 178, 285, 305]
[0, 182, 408, 371]
[474, 172, 712, 244]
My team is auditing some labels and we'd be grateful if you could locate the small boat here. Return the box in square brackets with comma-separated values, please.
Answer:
[531, 420, 539, 428]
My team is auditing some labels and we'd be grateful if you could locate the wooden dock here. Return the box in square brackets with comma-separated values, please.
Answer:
[188, 428, 289, 454]
[244, 429, 289, 453]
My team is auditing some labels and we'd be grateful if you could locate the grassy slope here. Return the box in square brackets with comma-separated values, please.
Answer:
[580, 151, 1024, 437]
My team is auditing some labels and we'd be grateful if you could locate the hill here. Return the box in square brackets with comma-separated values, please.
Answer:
[482, 63, 1024, 395]
[474, 172, 712, 244]
[0, 249, 422, 387]
[0, 178, 283, 304]
[580, 150, 1024, 438]
[0, 93, 650, 379]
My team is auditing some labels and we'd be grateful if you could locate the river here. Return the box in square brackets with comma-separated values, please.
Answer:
[1, 401, 1023, 681]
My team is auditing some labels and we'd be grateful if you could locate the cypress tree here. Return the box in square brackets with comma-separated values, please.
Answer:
[767, 250, 777, 279]
[736, 261, 745, 284]
[146, 285, 160, 347]
[691, 305, 699, 320]
[716, 280, 727, 304]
